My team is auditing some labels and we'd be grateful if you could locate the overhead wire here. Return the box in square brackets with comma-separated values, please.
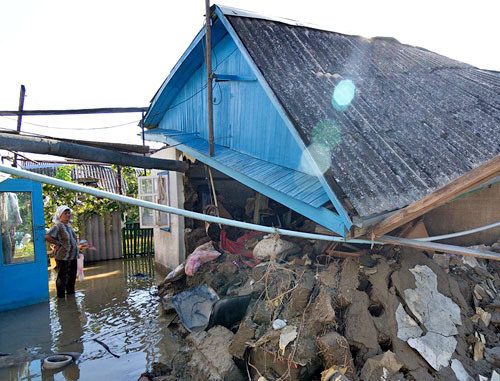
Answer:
[0, 115, 140, 130]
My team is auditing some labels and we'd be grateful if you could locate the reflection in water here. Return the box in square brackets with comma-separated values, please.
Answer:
[0, 257, 181, 381]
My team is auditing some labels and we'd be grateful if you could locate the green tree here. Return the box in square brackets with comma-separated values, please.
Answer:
[43, 165, 143, 233]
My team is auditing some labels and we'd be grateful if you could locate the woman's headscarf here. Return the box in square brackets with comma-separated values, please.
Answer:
[52, 205, 71, 224]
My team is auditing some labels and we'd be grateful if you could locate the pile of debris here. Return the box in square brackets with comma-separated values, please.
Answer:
[146, 228, 500, 381]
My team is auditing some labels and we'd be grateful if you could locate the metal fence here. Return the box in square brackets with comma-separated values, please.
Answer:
[121, 222, 154, 258]
[82, 212, 122, 261]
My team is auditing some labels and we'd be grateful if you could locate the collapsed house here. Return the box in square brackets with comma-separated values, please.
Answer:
[140, 5, 500, 270]
[136, 5, 500, 380]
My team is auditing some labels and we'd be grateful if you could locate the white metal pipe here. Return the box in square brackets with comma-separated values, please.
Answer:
[414, 220, 500, 242]
[0, 164, 376, 244]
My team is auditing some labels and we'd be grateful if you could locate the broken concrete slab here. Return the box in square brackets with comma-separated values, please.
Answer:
[279, 325, 297, 355]
[475, 307, 492, 327]
[473, 340, 485, 361]
[485, 346, 500, 368]
[288, 271, 315, 313]
[432, 253, 451, 270]
[360, 351, 403, 381]
[253, 236, 300, 261]
[407, 332, 457, 371]
[253, 300, 273, 325]
[229, 318, 256, 360]
[186, 326, 245, 381]
[337, 259, 359, 307]
[344, 290, 380, 361]
[393, 264, 463, 370]
[450, 358, 474, 381]
[310, 288, 336, 325]
[316, 332, 355, 380]
[405, 265, 462, 336]
[317, 263, 339, 288]
[395, 303, 423, 341]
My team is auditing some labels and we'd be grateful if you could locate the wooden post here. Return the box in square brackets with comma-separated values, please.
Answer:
[12, 85, 26, 168]
[117, 165, 123, 195]
[141, 111, 147, 176]
[253, 193, 262, 224]
[205, 0, 214, 156]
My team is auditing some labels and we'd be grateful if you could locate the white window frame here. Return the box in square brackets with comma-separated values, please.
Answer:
[138, 173, 170, 229]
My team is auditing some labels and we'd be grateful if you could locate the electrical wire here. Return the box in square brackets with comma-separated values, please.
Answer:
[146, 47, 239, 120]
[0, 115, 140, 130]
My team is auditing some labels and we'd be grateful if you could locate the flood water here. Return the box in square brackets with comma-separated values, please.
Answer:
[0, 257, 183, 380]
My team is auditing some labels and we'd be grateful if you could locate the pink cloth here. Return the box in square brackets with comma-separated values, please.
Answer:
[185, 241, 221, 276]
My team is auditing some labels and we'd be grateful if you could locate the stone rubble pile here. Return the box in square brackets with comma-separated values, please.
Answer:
[144, 231, 500, 381]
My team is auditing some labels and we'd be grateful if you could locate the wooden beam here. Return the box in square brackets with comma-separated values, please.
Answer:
[378, 235, 500, 261]
[326, 249, 362, 259]
[0, 107, 148, 116]
[12, 85, 26, 168]
[372, 155, 500, 236]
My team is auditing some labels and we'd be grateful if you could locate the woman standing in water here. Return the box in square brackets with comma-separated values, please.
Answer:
[45, 206, 79, 298]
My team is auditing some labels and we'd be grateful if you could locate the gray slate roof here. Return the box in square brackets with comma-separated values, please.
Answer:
[227, 14, 500, 218]
[19, 160, 140, 194]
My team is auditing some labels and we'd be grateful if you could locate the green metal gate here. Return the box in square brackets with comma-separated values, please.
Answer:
[121, 222, 154, 258]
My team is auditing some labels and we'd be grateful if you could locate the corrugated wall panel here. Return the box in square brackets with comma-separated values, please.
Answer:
[82, 212, 122, 261]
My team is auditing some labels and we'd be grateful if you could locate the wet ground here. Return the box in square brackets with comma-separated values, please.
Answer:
[0, 257, 183, 381]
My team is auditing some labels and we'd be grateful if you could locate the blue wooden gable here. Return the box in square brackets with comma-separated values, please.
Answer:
[144, 6, 352, 235]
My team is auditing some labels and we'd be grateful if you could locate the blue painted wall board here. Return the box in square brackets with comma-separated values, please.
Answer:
[157, 31, 305, 173]
[143, 12, 354, 232]
[0, 179, 49, 311]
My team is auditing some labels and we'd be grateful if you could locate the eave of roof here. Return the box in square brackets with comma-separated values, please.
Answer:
[145, 128, 348, 235]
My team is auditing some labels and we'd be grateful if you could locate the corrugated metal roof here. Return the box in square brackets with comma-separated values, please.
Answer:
[226, 14, 500, 218]
[146, 130, 330, 208]
[18, 160, 139, 194]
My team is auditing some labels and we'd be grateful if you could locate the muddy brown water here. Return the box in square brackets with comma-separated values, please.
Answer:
[0, 257, 183, 380]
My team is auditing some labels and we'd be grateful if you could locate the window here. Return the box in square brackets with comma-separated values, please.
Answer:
[1, 192, 35, 264]
[138, 174, 171, 229]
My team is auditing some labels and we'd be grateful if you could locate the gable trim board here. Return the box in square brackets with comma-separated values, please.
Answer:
[145, 130, 347, 235]
[372, 154, 500, 237]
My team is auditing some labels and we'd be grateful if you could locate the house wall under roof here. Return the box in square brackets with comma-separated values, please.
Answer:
[157, 33, 308, 173]
[151, 148, 186, 271]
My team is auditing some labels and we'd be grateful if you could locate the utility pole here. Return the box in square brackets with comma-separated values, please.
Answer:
[205, 0, 214, 156]
[141, 111, 147, 176]
[12, 85, 26, 168]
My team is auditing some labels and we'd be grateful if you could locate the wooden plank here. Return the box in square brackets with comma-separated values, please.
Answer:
[326, 249, 362, 259]
[372, 155, 500, 236]
[378, 235, 500, 261]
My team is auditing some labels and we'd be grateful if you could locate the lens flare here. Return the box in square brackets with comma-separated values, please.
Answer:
[331, 79, 356, 111]
[311, 120, 342, 149]
[300, 142, 332, 175]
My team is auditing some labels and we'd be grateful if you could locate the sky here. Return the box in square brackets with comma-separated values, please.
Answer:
[1, 0, 499, 159]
